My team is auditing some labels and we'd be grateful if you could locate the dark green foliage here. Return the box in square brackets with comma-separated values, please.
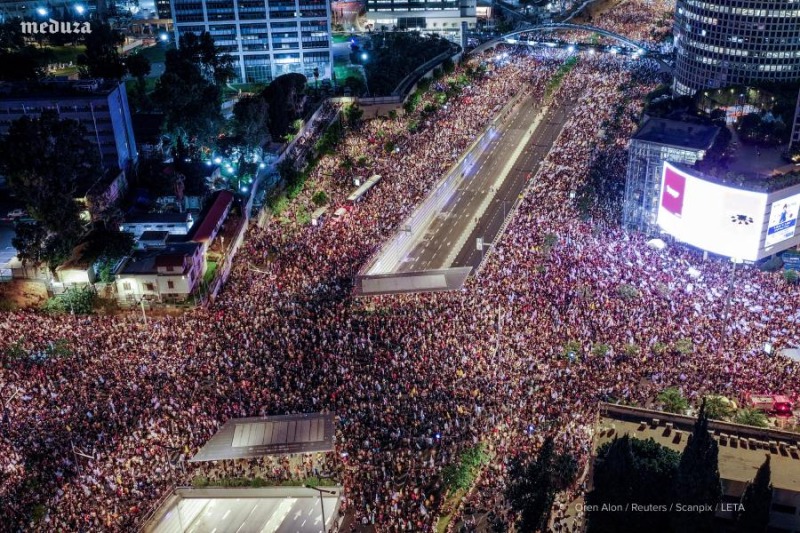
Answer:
[362, 32, 452, 95]
[344, 104, 364, 129]
[587, 435, 680, 533]
[0, 112, 101, 268]
[403, 91, 421, 114]
[0, 21, 48, 81]
[153, 32, 232, 147]
[442, 57, 455, 74]
[263, 73, 307, 139]
[671, 401, 722, 532]
[441, 445, 488, 491]
[736, 456, 772, 533]
[77, 22, 126, 80]
[43, 287, 96, 314]
[311, 191, 328, 206]
[507, 437, 577, 532]
[232, 95, 271, 149]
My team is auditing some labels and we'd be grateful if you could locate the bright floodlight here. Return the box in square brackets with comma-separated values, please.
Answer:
[567, 45, 575, 53]
[259, 162, 266, 169]
[361, 53, 368, 61]
[240, 186, 248, 192]
[160, 33, 169, 42]
[588, 48, 595, 55]
[213, 157, 222, 164]
[75, 4, 85, 14]
[36, 7, 48, 15]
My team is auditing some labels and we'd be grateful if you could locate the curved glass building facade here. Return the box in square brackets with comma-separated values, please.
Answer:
[673, 0, 800, 95]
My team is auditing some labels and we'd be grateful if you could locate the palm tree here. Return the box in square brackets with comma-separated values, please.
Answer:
[734, 408, 769, 428]
[657, 387, 689, 414]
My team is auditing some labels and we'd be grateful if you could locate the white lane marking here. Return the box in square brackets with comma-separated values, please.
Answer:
[223, 509, 231, 520]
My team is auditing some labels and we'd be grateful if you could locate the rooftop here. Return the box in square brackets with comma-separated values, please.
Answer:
[598, 404, 800, 495]
[190, 413, 335, 463]
[189, 190, 234, 244]
[144, 487, 342, 533]
[0, 79, 122, 100]
[117, 242, 200, 276]
[633, 117, 720, 151]
[123, 212, 193, 225]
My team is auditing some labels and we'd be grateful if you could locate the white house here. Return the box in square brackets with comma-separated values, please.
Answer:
[114, 241, 205, 303]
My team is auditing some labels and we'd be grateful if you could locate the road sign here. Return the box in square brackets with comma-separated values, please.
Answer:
[783, 252, 800, 271]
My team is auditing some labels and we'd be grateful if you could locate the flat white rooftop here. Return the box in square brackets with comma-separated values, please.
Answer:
[144, 487, 342, 533]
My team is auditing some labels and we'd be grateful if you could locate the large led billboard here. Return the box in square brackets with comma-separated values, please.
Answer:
[765, 193, 800, 248]
[657, 163, 767, 261]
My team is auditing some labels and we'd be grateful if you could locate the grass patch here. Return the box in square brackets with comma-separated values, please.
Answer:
[136, 45, 167, 64]
[204, 260, 218, 285]
[124, 78, 157, 94]
[331, 33, 353, 44]
[230, 82, 267, 94]
[43, 45, 85, 64]
[334, 64, 364, 82]
[51, 65, 79, 77]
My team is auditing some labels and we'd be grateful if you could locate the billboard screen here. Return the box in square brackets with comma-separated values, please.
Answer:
[765, 193, 800, 248]
[657, 163, 767, 261]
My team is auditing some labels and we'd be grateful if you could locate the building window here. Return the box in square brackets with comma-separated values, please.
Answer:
[123, 282, 132, 291]
[145, 282, 155, 292]
[167, 280, 175, 289]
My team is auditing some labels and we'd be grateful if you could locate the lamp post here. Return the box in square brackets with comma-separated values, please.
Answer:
[720, 257, 742, 348]
[303, 485, 337, 533]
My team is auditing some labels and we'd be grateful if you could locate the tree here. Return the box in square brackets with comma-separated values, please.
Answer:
[344, 104, 364, 129]
[702, 396, 735, 421]
[506, 437, 566, 532]
[671, 400, 722, 532]
[153, 33, 228, 148]
[10, 221, 48, 266]
[733, 408, 769, 428]
[657, 387, 689, 414]
[0, 112, 100, 268]
[232, 95, 271, 149]
[126, 53, 152, 110]
[263, 73, 307, 139]
[175, 31, 236, 86]
[588, 436, 680, 533]
[78, 21, 126, 80]
[736, 456, 772, 533]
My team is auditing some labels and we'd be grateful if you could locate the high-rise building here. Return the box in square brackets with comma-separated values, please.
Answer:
[673, 0, 800, 96]
[0, 79, 138, 172]
[170, 0, 332, 84]
[623, 117, 719, 233]
[365, 0, 476, 44]
[156, 0, 172, 19]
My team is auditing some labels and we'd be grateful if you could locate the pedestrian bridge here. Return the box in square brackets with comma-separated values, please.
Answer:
[471, 23, 671, 71]
[472, 23, 650, 54]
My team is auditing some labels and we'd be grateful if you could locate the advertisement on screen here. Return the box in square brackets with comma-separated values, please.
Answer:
[765, 193, 800, 248]
[657, 163, 767, 261]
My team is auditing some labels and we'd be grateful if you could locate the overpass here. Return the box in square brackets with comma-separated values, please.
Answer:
[471, 23, 672, 71]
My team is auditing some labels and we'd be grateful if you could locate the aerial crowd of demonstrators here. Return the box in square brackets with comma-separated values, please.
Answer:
[2, 3, 800, 533]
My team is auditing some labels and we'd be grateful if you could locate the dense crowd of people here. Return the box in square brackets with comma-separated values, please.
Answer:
[2, 2, 800, 531]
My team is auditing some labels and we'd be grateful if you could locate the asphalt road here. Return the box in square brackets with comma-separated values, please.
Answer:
[396, 92, 574, 273]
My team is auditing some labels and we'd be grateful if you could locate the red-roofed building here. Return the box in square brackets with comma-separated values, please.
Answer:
[190, 190, 235, 253]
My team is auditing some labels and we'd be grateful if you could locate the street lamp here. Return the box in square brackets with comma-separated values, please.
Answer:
[159, 33, 169, 42]
[302, 485, 337, 533]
